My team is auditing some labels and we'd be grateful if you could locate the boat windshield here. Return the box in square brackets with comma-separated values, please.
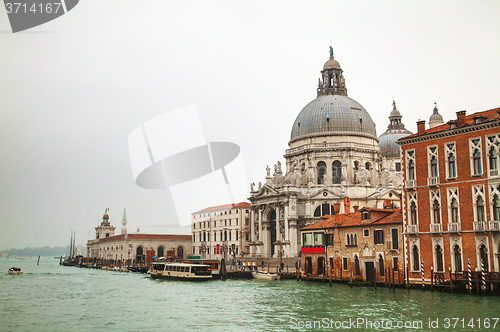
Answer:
[153, 264, 165, 271]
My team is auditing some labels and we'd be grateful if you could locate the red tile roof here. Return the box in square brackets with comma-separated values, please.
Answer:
[301, 209, 402, 231]
[401, 108, 500, 140]
[192, 202, 251, 214]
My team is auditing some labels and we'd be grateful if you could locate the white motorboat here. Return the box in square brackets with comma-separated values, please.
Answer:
[149, 262, 212, 281]
[251, 271, 280, 280]
[8, 267, 23, 275]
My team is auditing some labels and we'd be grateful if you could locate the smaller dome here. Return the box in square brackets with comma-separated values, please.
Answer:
[323, 58, 341, 70]
[429, 104, 444, 128]
[379, 129, 413, 158]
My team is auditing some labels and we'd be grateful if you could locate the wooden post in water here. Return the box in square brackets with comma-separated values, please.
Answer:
[350, 268, 353, 288]
[37, 255, 40, 265]
[392, 267, 395, 292]
[421, 260, 425, 291]
[476, 269, 480, 295]
[329, 267, 332, 286]
[406, 266, 410, 290]
[430, 266, 434, 292]
[385, 267, 388, 288]
[449, 267, 453, 292]
[374, 266, 377, 290]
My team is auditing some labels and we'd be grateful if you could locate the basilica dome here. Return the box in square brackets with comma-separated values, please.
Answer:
[290, 95, 377, 142]
[290, 51, 377, 143]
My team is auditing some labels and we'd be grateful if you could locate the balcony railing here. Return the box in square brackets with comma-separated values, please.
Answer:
[386, 241, 399, 250]
[430, 223, 442, 233]
[489, 220, 500, 231]
[474, 221, 488, 232]
[405, 179, 416, 189]
[490, 169, 499, 177]
[448, 222, 461, 232]
[407, 224, 419, 234]
[427, 176, 440, 187]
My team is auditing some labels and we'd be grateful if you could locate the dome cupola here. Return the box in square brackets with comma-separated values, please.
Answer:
[378, 101, 413, 158]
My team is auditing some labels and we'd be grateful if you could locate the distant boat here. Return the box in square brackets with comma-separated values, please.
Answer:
[251, 271, 280, 280]
[8, 267, 23, 275]
[15, 257, 28, 260]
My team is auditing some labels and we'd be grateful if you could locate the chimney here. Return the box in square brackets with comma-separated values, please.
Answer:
[343, 197, 351, 214]
[384, 199, 391, 209]
[353, 205, 359, 212]
[333, 202, 341, 215]
[417, 120, 426, 135]
[456, 110, 466, 127]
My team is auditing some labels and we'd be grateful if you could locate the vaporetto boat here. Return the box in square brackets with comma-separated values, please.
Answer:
[149, 262, 212, 281]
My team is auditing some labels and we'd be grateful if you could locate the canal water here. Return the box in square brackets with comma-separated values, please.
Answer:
[1, 258, 499, 332]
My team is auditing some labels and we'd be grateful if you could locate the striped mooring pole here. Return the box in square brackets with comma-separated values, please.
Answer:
[421, 260, 425, 291]
[468, 259, 472, 294]
[481, 259, 486, 292]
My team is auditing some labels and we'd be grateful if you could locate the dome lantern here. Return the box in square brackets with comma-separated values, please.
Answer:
[317, 47, 347, 97]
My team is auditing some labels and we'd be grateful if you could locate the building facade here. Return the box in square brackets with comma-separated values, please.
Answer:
[191, 202, 251, 260]
[86, 209, 192, 263]
[398, 107, 500, 283]
[300, 206, 403, 282]
[248, 48, 411, 258]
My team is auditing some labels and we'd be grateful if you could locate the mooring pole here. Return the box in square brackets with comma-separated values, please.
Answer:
[431, 266, 434, 293]
[374, 266, 377, 290]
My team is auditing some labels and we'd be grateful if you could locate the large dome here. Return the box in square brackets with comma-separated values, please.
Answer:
[290, 94, 377, 142]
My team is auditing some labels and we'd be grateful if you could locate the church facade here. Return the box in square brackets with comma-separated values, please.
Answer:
[248, 49, 412, 258]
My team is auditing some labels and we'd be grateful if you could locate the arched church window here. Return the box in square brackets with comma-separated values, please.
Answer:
[314, 204, 335, 217]
[317, 161, 327, 184]
[332, 161, 342, 184]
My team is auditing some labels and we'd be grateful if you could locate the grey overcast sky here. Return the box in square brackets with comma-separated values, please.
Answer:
[1, 0, 500, 250]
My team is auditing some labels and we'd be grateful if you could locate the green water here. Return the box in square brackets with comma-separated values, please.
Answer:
[1, 258, 499, 332]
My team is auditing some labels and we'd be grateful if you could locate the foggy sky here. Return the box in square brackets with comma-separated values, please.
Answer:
[1, 0, 500, 250]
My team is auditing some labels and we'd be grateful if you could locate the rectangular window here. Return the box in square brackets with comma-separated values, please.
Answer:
[329, 257, 334, 269]
[374, 230, 384, 244]
[326, 234, 333, 246]
[391, 228, 398, 249]
[361, 212, 370, 220]
[314, 232, 324, 246]
[246, 233, 249, 241]
[236, 231, 238, 241]
[395, 162, 401, 172]
[303, 233, 313, 246]
[363, 229, 369, 237]
[342, 257, 348, 271]
[393, 257, 399, 270]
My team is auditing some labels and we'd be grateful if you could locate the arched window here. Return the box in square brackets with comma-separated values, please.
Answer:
[476, 196, 485, 222]
[473, 149, 482, 175]
[157, 246, 164, 258]
[448, 153, 456, 178]
[490, 146, 498, 170]
[412, 246, 419, 271]
[430, 156, 438, 177]
[451, 198, 459, 223]
[493, 194, 500, 221]
[378, 255, 385, 276]
[433, 200, 440, 223]
[408, 160, 415, 180]
[435, 245, 443, 272]
[354, 256, 360, 276]
[365, 162, 370, 170]
[203, 232, 206, 242]
[453, 245, 462, 272]
[354, 161, 359, 171]
[314, 204, 335, 217]
[480, 244, 489, 271]
[332, 161, 342, 184]
[317, 161, 327, 184]
[410, 202, 417, 225]
[346, 235, 350, 245]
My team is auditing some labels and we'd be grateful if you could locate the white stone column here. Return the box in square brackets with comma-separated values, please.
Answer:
[289, 222, 298, 256]
[276, 206, 282, 241]
[284, 205, 289, 241]
[258, 208, 262, 242]
[251, 209, 255, 242]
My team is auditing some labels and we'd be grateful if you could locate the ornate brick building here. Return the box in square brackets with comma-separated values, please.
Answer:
[398, 107, 500, 283]
[300, 206, 403, 282]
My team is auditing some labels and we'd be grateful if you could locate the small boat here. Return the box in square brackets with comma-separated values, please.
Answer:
[8, 267, 23, 275]
[149, 262, 212, 281]
[251, 271, 280, 280]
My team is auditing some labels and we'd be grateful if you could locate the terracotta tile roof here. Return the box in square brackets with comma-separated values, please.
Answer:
[192, 202, 251, 214]
[300, 209, 402, 231]
[400, 108, 500, 140]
